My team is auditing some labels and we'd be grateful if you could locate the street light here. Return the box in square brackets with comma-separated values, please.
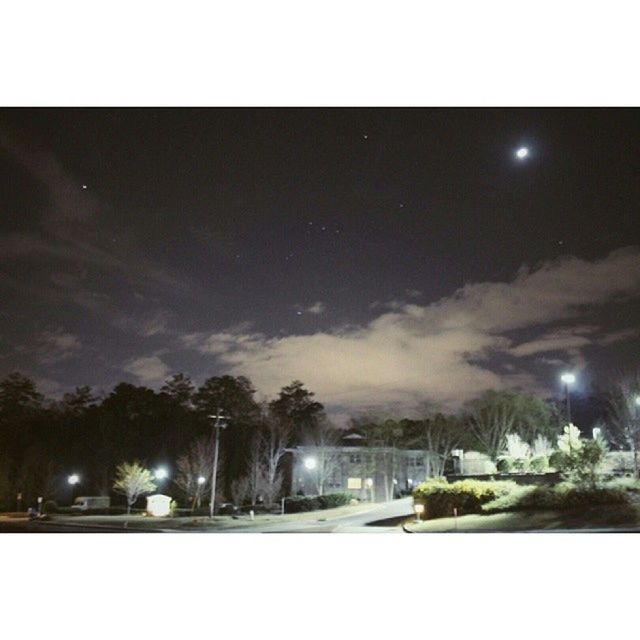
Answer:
[197, 476, 206, 485]
[560, 372, 576, 423]
[154, 467, 169, 481]
[561, 373, 576, 454]
[208, 409, 230, 518]
[304, 457, 317, 470]
[67, 474, 80, 485]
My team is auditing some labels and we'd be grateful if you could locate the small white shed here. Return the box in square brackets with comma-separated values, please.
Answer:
[146, 494, 172, 517]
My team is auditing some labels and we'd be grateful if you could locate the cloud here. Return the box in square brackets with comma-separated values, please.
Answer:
[510, 326, 598, 357]
[123, 356, 170, 384]
[32, 330, 82, 364]
[597, 327, 639, 345]
[293, 302, 326, 315]
[182, 247, 640, 414]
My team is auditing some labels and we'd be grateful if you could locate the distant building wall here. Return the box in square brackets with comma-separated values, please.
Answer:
[290, 446, 439, 502]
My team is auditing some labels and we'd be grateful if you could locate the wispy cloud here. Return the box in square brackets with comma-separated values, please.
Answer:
[182, 247, 640, 412]
[123, 356, 170, 384]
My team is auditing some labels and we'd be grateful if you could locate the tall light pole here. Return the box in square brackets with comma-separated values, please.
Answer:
[561, 373, 576, 454]
[208, 409, 229, 518]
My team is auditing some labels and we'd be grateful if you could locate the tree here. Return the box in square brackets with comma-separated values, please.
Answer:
[112, 461, 157, 513]
[605, 373, 640, 478]
[257, 410, 291, 505]
[466, 390, 555, 461]
[354, 416, 406, 501]
[553, 429, 609, 488]
[174, 436, 216, 512]
[161, 373, 195, 408]
[193, 375, 259, 422]
[59, 386, 98, 414]
[269, 380, 324, 440]
[303, 420, 342, 497]
[403, 412, 462, 478]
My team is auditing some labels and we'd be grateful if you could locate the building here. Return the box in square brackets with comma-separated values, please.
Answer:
[290, 434, 440, 502]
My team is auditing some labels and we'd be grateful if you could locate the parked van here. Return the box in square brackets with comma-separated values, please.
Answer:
[71, 496, 111, 511]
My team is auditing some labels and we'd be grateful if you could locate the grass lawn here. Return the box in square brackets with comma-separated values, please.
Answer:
[44, 501, 380, 531]
[406, 501, 640, 533]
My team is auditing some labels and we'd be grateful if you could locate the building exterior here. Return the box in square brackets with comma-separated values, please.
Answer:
[290, 442, 439, 502]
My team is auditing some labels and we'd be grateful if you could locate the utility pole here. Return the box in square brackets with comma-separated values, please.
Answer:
[209, 408, 230, 518]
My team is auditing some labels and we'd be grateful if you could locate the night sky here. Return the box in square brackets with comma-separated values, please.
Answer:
[1, 108, 639, 420]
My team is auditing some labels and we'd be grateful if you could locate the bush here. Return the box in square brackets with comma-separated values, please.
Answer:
[529, 455, 549, 473]
[482, 482, 629, 513]
[496, 457, 514, 473]
[512, 458, 529, 472]
[317, 493, 353, 509]
[549, 450, 568, 471]
[284, 493, 353, 514]
[42, 500, 58, 514]
[412, 479, 517, 519]
[605, 477, 640, 492]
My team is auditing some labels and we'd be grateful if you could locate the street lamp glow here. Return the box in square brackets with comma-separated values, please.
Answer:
[515, 147, 529, 159]
[560, 373, 576, 385]
[197, 476, 206, 485]
[154, 467, 168, 480]
[67, 474, 80, 486]
[635, 396, 640, 406]
[303, 457, 317, 470]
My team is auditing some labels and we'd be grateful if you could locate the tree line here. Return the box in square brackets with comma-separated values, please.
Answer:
[1, 369, 638, 510]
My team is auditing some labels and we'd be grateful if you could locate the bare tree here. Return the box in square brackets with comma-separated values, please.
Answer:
[606, 373, 640, 478]
[112, 461, 157, 513]
[408, 411, 462, 478]
[303, 420, 342, 496]
[175, 436, 216, 512]
[229, 475, 251, 506]
[259, 412, 290, 506]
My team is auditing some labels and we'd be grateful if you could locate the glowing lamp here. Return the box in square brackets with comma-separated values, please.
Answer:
[515, 147, 529, 159]
[304, 457, 317, 470]
[561, 373, 576, 385]
[197, 476, 206, 485]
[154, 467, 168, 480]
[68, 474, 80, 485]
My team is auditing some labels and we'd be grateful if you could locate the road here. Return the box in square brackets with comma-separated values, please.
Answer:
[226, 497, 415, 533]
[0, 498, 415, 534]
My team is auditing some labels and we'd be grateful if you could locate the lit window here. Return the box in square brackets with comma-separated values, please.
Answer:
[347, 477, 362, 489]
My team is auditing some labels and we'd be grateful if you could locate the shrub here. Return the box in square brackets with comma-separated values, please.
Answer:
[529, 455, 549, 473]
[317, 493, 352, 509]
[412, 478, 517, 519]
[482, 482, 629, 513]
[549, 450, 568, 471]
[496, 457, 514, 473]
[605, 477, 640, 492]
[284, 493, 352, 514]
[42, 500, 58, 514]
[512, 457, 529, 472]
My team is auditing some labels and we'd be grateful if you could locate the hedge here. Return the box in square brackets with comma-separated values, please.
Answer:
[284, 492, 353, 514]
[412, 479, 517, 519]
[482, 483, 629, 513]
